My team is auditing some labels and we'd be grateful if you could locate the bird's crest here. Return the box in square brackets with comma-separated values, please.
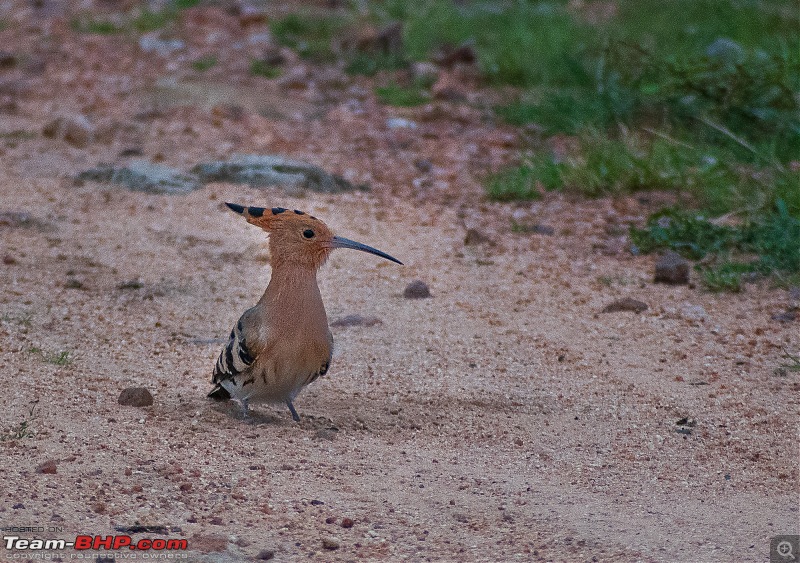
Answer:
[225, 202, 402, 268]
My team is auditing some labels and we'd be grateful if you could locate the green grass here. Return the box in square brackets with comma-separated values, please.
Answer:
[781, 350, 800, 372]
[132, 9, 172, 33]
[249, 59, 281, 78]
[71, 18, 123, 34]
[346, 51, 408, 76]
[0, 401, 39, 442]
[630, 203, 800, 291]
[486, 164, 543, 202]
[73, 0, 203, 36]
[271, 13, 346, 62]
[191, 56, 217, 72]
[374, 81, 429, 107]
[29, 347, 73, 366]
[1, 311, 32, 326]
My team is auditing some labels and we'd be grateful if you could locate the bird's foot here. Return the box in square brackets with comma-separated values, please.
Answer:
[285, 400, 301, 423]
[237, 398, 250, 419]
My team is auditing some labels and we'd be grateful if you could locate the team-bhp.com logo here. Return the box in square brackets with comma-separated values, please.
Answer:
[4, 535, 188, 551]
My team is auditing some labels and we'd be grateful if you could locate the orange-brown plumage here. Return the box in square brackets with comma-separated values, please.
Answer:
[208, 203, 402, 421]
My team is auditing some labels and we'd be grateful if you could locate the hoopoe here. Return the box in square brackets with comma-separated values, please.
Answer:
[207, 203, 402, 422]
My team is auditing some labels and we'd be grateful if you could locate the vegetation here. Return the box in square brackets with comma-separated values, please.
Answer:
[71, 17, 123, 34]
[68, 1, 799, 290]
[191, 56, 217, 72]
[0, 400, 39, 442]
[249, 59, 281, 78]
[375, 81, 429, 107]
[72, 0, 205, 35]
[405, 0, 798, 291]
[630, 203, 800, 291]
[29, 347, 73, 366]
[271, 13, 347, 62]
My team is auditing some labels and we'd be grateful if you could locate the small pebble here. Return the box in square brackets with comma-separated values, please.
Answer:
[255, 549, 275, 560]
[601, 298, 648, 314]
[464, 228, 492, 246]
[118, 387, 154, 407]
[341, 518, 354, 529]
[36, 460, 57, 474]
[404, 280, 431, 299]
[331, 314, 382, 328]
[654, 251, 690, 285]
[322, 538, 340, 550]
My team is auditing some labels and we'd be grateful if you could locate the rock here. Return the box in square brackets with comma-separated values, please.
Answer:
[190, 534, 228, 553]
[413, 158, 433, 173]
[433, 41, 477, 67]
[0, 211, 34, 229]
[118, 387, 154, 407]
[601, 297, 648, 314]
[464, 228, 492, 246]
[193, 155, 363, 193]
[431, 72, 467, 102]
[356, 21, 403, 54]
[276, 65, 309, 89]
[706, 37, 745, 66]
[255, 549, 275, 560]
[386, 117, 417, 130]
[322, 538, 340, 550]
[410, 62, 439, 85]
[404, 280, 431, 299]
[77, 161, 202, 194]
[139, 34, 185, 56]
[313, 428, 339, 441]
[258, 45, 286, 66]
[515, 223, 555, 236]
[596, 236, 627, 255]
[43, 115, 94, 148]
[62, 115, 94, 147]
[36, 460, 57, 474]
[340, 518, 354, 528]
[654, 251, 690, 285]
[330, 314, 383, 328]
[0, 51, 17, 68]
[771, 310, 797, 323]
[680, 304, 707, 322]
[13, 503, 24, 509]
[788, 286, 800, 311]
[237, 4, 268, 26]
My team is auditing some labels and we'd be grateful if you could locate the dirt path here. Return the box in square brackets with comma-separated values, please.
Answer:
[1, 171, 797, 562]
[0, 5, 798, 560]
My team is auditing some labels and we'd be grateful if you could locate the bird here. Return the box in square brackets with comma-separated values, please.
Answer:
[207, 203, 402, 422]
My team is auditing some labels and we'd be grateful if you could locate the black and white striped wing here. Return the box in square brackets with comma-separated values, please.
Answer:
[209, 309, 259, 399]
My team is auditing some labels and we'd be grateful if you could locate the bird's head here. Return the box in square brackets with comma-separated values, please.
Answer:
[225, 203, 403, 270]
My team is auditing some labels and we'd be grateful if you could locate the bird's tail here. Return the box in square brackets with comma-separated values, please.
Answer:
[207, 384, 231, 401]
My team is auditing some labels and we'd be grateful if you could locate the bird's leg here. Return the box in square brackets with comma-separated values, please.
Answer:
[285, 400, 301, 422]
[238, 398, 250, 419]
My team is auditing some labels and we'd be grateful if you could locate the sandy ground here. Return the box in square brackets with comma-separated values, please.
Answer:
[1, 3, 798, 562]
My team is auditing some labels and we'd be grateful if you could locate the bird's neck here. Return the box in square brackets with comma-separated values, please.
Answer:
[260, 263, 322, 309]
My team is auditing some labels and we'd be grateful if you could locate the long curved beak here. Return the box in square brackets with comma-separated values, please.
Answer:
[331, 236, 403, 265]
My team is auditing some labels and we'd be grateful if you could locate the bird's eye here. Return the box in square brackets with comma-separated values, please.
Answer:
[302, 229, 315, 239]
